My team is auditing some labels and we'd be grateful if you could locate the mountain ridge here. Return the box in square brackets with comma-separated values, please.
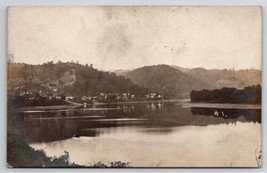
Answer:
[8, 62, 261, 99]
[122, 64, 211, 98]
[116, 64, 261, 98]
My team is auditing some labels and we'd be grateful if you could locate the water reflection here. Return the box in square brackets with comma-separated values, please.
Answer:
[19, 101, 261, 143]
[30, 122, 261, 167]
[191, 108, 261, 123]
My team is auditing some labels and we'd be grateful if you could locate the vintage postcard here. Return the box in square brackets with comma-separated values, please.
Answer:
[7, 6, 262, 168]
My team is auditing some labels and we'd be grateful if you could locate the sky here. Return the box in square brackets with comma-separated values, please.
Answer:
[8, 6, 262, 70]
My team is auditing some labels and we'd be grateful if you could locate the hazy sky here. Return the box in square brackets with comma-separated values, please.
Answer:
[8, 6, 262, 70]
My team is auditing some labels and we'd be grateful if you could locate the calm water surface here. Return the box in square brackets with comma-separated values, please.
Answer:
[19, 100, 261, 167]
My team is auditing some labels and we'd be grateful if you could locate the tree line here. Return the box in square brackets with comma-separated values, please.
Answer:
[190, 85, 261, 104]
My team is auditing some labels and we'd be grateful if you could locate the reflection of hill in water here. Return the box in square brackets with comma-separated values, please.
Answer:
[19, 101, 261, 143]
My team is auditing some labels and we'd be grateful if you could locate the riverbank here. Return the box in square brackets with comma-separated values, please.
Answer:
[18, 99, 189, 112]
[17, 101, 83, 112]
[182, 102, 261, 110]
[88, 98, 189, 105]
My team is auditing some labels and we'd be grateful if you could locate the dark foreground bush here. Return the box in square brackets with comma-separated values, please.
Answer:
[8, 136, 131, 168]
[8, 136, 81, 168]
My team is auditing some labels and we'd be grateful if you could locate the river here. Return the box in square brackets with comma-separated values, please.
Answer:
[18, 100, 261, 167]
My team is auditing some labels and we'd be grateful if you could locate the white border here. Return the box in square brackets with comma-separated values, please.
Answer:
[0, 0, 265, 173]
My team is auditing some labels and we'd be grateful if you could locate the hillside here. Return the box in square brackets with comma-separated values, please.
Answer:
[8, 62, 148, 98]
[174, 67, 261, 89]
[8, 63, 261, 100]
[118, 65, 261, 98]
[123, 65, 211, 98]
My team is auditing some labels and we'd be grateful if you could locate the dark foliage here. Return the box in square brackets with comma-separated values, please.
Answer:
[8, 135, 131, 168]
[190, 85, 261, 104]
[7, 135, 81, 168]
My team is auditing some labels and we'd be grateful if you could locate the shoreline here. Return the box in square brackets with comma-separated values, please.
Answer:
[16, 99, 189, 112]
[89, 98, 190, 105]
[17, 102, 83, 112]
[16, 99, 261, 112]
[182, 102, 261, 110]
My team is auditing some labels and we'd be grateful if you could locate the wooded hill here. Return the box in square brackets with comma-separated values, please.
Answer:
[122, 65, 210, 98]
[116, 65, 261, 98]
[8, 62, 148, 98]
[172, 66, 261, 89]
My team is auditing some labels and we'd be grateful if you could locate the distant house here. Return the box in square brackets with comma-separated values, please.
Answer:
[145, 93, 163, 99]
[81, 96, 88, 101]
[150, 93, 157, 98]
[20, 91, 26, 96]
[157, 94, 163, 99]
[66, 96, 74, 101]
[122, 93, 128, 100]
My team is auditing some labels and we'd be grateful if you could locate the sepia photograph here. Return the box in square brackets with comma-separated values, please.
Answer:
[7, 6, 262, 168]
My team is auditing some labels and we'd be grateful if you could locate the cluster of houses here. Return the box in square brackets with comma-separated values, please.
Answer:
[19, 90, 65, 101]
[18, 89, 164, 103]
[72, 92, 164, 103]
[74, 93, 136, 103]
[145, 93, 163, 99]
